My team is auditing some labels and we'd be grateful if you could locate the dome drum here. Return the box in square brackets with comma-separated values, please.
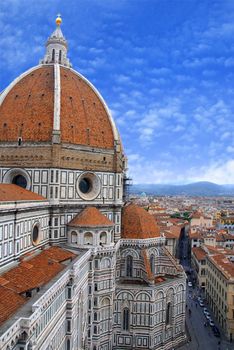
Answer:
[0, 144, 124, 173]
[76, 172, 101, 201]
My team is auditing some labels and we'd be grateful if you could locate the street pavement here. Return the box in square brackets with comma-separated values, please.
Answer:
[176, 288, 233, 350]
[176, 234, 234, 350]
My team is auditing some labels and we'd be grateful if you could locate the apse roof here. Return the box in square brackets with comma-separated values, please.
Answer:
[121, 203, 160, 239]
[68, 207, 114, 227]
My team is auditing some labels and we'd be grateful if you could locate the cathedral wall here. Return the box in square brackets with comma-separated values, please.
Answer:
[0, 166, 123, 243]
[112, 241, 186, 350]
[0, 250, 91, 350]
[0, 167, 123, 205]
[113, 281, 186, 350]
[0, 202, 50, 268]
[87, 247, 116, 350]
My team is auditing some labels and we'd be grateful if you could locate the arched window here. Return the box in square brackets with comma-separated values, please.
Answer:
[94, 312, 97, 321]
[166, 302, 172, 325]
[93, 325, 97, 334]
[122, 308, 130, 331]
[126, 255, 133, 277]
[52, 49, 55, 62]
[150, 254, 155, 274]
[67, 339, 70, 350]
[100, 232, 107, 244]
[59, 50, 62, 63]
[84, 232, 93, 245]
[71, 231, 78, 243]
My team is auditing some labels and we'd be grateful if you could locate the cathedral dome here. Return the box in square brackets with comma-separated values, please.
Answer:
[121, 203, 160, 239]
[0, 18, 120, 150]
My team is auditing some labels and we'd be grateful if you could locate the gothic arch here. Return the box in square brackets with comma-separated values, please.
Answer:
[150, 253, 155, 274]
[166, 287, 175, 301]
[100, 257, 111, 269]
[121, 248, 139, 259]
[135, 291, 151, 301]
[177, 284, 184, 292]
[116, 291, 134, 301]
[155, 290, 165, 300]
[101, 296, 111, 305]
[148, 247, 159, 257]
[126, 255, 133, 277]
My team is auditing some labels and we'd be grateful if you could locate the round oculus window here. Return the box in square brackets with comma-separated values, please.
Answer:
[32, 225, 39, 244]
[77, 172, 101, 200]
[12, 174, 27, 189]
[79, 178, 92, 194]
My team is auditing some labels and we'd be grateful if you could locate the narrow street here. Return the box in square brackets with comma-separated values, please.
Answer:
[177, 289, 233, 350]
[177, 232, 234, 350]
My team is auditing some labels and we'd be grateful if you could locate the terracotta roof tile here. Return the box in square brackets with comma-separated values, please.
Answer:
[209, 253, 234, 279]
[163, 231, 177, 239]
[189, 231, 202, 239]
[0, 184, 46, 201]
[0, 286, 25, 326]
[0, 247, 75, 326]
[43, 246, 76, 262]
[122, 204, 160, 239]
[168, 225, 182, 239]
[155, 276, 165, 283]
[60, 67, 115, 149]
[192, 247, 207, 261]
[0, 65, 117, 150]
[68, 207, 113, 227]
[0, 66, 54, 142]
[0, 247, 75, 298]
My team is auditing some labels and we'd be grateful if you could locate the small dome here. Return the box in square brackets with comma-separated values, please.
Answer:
[121, 204, 160, 239]
[68, 207, 114, 227]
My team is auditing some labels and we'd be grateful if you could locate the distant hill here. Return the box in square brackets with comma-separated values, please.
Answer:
[130, 181, 234, 196]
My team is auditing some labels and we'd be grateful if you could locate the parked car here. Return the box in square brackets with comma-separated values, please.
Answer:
[203, 308, 208, 314]
[212, 326, 220, 337]
[199, 301, 204, 307]
[188, 282, 192, 287]
[205, 313, 211, 320]
[209, 320, 215, 327]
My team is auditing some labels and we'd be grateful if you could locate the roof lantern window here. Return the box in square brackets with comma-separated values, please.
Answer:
[40, 15, 71, 67]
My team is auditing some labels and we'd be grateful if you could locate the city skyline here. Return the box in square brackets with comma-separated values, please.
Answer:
[1, 0, 234, 184]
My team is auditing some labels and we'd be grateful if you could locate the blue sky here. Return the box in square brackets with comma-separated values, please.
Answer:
[1, 0, 234, 184]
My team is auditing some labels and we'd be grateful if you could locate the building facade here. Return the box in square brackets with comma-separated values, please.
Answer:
[0, 16, 186, 350]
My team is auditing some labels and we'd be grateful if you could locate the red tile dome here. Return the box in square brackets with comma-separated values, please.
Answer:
[0, 65, 118, 149]
[121, 204, 160, 239]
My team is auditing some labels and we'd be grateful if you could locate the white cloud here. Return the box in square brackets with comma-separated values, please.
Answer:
[189, 160, 234, 185]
